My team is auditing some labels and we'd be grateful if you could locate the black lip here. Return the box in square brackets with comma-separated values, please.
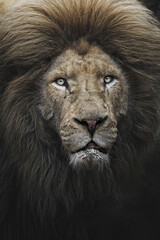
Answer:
[77, 141, 107, 154]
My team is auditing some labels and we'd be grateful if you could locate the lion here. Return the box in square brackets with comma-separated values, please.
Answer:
[0, 0, 160, 239]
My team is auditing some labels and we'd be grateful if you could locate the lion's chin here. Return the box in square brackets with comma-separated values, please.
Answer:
[69, 149, 110, 170]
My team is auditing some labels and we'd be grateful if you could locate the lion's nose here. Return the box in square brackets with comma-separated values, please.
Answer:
[84, 120, 98, 133]
[74, 116, 108, 136]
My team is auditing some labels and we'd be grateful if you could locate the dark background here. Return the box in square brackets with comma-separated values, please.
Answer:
[141, 0, 160, 19]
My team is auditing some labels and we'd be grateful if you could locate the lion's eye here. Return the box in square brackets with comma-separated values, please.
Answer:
[51, 78, 68, 90]
[104, 76, 115, 84]
[55, 78, 66, 86]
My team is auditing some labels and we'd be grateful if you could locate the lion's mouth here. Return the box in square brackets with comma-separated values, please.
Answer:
[77, 141, 107, 154]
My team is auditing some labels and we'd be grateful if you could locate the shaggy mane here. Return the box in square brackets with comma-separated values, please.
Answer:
[0, 0, 160, 239]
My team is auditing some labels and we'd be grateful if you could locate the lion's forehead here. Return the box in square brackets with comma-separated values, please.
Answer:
[45, 44, 122, 83]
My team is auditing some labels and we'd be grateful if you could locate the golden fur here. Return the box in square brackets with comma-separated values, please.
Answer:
[0, 0, 22, 13]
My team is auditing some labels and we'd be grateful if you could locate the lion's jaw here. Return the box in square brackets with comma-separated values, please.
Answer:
[39, 41, 128, 169]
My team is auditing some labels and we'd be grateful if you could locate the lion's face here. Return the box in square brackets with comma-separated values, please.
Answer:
[39, 42, 128, 169]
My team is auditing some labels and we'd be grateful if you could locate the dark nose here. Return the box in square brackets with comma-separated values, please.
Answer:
[74, 116, 108, 136]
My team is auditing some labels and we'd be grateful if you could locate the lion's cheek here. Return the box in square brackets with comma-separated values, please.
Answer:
[110, 82, 128, 118]
[59, 116, 90, 153]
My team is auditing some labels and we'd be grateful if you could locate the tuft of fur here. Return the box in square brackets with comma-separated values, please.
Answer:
[0, 0, 160, 239]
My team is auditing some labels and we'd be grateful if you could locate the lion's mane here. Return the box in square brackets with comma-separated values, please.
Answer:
[0, 0, 160, 239]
